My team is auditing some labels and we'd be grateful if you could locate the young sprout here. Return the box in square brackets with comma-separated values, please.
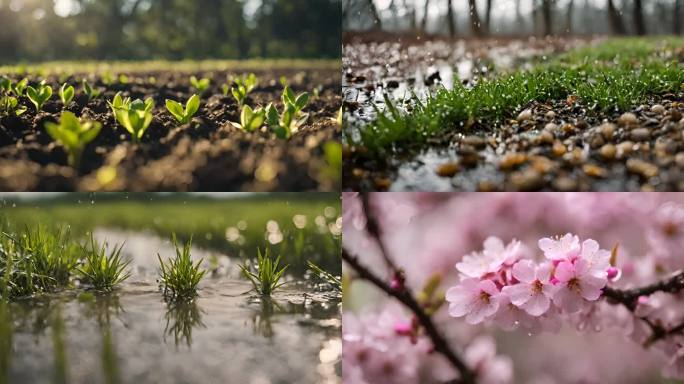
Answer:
[221, 83, 230, 96]
[165, 94, 200, 124]
[59, 83, 75, 106]
[240, 248, 288, 296]
[12, 78, 28, 96]
[26, 82, 53, 111]
[44, 111, 102, 168]
[190, 76, 210, 94]
[230, 105, 265, 132]
[77, 233, 130, 291]
[158, 234, 206, 300]
[118, 74, 129, 84]
[230, 73, 258, 106]
[82, 80, 101, 102]
[264, 86, 310, 138]
[109, 92, 155, 143]
[307, 260, 341, 292]
[0, 77, 10, 93]
[0, 96, 27, 117]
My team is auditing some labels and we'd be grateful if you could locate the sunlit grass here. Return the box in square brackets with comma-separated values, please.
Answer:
[240, 248, 288, 296]
[307, 260, 341, 292]
[77, 234, 131, 292]
[353, 37, 684, 155]
[158, 234, 206, 300]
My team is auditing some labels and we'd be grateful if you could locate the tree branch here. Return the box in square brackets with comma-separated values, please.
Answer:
[603, 269, 684, 345]
[343, 249, 476, 384]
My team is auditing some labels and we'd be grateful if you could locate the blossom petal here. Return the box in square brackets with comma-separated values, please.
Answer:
[521, 293, 550, 316]
[512, 259, 536, 283]
[553, 287, 584, 313]
[501, 283, 532, 306]
[554, 261, 575, 282]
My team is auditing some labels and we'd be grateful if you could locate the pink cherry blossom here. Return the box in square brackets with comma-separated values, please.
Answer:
[501, 260, 556, 316]
[538, 233, 581, 261]
[446, 278, 500, 324]
[464, 335, 514, 384]
[456, 237, 523, 278]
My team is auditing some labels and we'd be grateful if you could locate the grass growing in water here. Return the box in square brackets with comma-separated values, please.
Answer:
[77, 234, 130, 292]
[158, 234, 206, 300]
[307, 260, 341, 292]
[240, 248, 288, 296]
[354, 38, 684, 155]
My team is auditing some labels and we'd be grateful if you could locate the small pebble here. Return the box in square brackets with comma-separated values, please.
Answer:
[651, 104, 665, 114]
[588, 134, 605, 149]
[599, 144, 617, 160]
[352, 168, 366, 178]
[500, 152, 528, 171]
[510, 169, 543, 191]
[374, 177, 392, 190]
[552, 141, 567, 157]
[436, 163, 460, 177]
[676, 153, 684, 169]
[538, 130, 554, 144]
[477, 180, 497, 192]
[600, 123, 616, 141]
[626, 159, 659, 178]
[517, 109, 533, 122]
[618, 112, 638, 126]
[544, 123, 559, 131]
[631, 128, 650, 141]
[561, 124, 576, 135]
[545, 111, 556, 119]
[553, 176, 578, 191]
[583, 164, 607, 178]
[462, 135, 486, 149]
[669, 109, 682, 122]
[617, 141, 635, 156]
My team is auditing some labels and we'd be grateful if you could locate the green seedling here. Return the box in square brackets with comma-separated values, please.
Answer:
[0, 96, 27, 117]
[165, 94, 200, 124]
[109, 92, 155, 143]
[12, 78, 28, 96]
[158, 234, 206, 299]
[0, 77, 10, 93]
[45, 111, 102, 168]
[240, 248, 288, 296]
[230, 105, 265, 132]
[118, 74, 129, 84]
[221, 83, 230, 96]
[190, 76, 210, 94]
[59, 83, 75, 106]
[77, 233, 130, 291]
[26, 82, 53, 111]
[230, 73, 258, 106]
[307, 260, 341, 291]
[82, 80, 101, 102]
[265, 87, 310, 139]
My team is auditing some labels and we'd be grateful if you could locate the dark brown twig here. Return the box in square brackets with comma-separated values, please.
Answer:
[343, 249, 476, 384]
[603, 270, 684, 345]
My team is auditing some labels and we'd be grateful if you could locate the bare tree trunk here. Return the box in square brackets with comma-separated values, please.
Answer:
[446, 0, 456, 37]
[541, 0, 553, 36]
[402, 0, 416, 31]
[674, 0, 682, 35]
[633, 0, 645, 35]
[515, 0, 522, 23]
[468, 0, 483, 37]
[565, 0, 574, 34]
[607, 0, 626, 35]
[366, 0, 382, 29]
[421, 0, 430, 32]
[485, 0, 493, 33]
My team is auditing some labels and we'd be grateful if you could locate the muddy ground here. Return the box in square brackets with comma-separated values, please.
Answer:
[0, 67, 341, 191]
[342, 34, 684, 191]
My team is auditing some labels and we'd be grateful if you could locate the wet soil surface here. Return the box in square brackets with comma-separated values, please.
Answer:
[342, 35, 684, 191]
[2, 229, 341, 384]
[0, 68, 341, 191]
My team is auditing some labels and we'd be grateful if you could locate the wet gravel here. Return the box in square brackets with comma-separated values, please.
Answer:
[342, 35, 684, 191]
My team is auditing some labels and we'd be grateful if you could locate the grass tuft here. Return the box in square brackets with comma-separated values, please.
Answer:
[158, 234, 206, 300]
[240, 248, 288, 296]
[77, 233, 130, 292]
[307, 260, 341, 291]
[353, 37, 684, 155]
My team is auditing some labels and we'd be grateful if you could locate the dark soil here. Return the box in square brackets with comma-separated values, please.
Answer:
[0, 68, 341, 191]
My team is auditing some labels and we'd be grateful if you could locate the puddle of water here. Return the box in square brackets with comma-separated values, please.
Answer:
[1, 230, 341, 384]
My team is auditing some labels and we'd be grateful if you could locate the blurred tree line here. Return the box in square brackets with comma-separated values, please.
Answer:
[0, 0, 341, 63]
[344, 0, 684, 37]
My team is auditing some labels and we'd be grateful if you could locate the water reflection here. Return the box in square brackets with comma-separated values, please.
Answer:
[251, 297, 281, 338]
[51, 304, 68, 384]
[163, 299, 205, 349]
[0, 300, 12, 384]
[79, 293, 123, 384]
